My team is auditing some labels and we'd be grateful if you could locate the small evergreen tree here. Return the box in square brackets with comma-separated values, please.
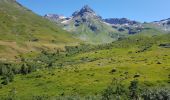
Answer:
[20, 63, 28, 75]
[102, 86, 114, 100]
[0, 64, 8, 75]
[114, 84, 126, 99]
[129, 80, 139, 100]
[1, 75, 9, 85]
[1, 70, 14, 85]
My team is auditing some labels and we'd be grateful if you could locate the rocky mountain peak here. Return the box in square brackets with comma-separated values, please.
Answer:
[80, 5, 95, 13]
[72, 5, 96, 17]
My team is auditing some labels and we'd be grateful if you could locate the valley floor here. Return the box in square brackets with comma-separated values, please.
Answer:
[0, 34, 170, 100]
[0, 35, 170, 100]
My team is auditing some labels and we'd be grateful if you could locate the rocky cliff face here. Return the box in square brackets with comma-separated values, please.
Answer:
[72, 5, 96, 17]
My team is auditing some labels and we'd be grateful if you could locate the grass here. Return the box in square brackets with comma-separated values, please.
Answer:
[0, 0, 80, 59]
[0, 34, 169, 99]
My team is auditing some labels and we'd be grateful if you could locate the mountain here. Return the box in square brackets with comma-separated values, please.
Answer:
[104, 18, 144, 34]
[44, 5, 154, 42]
[44, 14, 68, 24]
[45, 5, 120, 43]
[44, 5, 170, 43]
[0, 0, 78, 59]
[104, 18, 140, 25]
[151, 18, 170, 31]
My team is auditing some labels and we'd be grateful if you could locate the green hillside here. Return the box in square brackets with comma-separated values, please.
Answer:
[65, 18, 119, 44]
[0, 0, 79, 60]
[63, 14, 120, 44]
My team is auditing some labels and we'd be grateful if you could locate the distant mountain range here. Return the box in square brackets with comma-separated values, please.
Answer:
[45, 5, 118, 43]
[104, 18, 140, 25]
[44, 5, 170, 43]
[103, 18, 143, 34]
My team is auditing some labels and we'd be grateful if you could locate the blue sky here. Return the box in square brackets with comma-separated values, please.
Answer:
[17, 0, 170, 22]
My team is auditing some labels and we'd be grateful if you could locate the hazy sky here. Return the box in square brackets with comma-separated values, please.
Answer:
[17, 0, 170, 22]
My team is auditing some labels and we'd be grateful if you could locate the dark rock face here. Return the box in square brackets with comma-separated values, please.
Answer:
[72, 11, 79, 17]
[118, 28, 125, 32]
[71, 5, 102, 20]
[167, 21, 170, 25]
[72, 5, 95, 18]
[128, 27, 143, 34]
[104, 18, 139, 25]
[89, 25, 98, 32]
[80, 5, 95, 14]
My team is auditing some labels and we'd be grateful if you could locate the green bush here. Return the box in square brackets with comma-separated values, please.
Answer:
[20, 63, 29, 75]
[0, 63, 14, 85]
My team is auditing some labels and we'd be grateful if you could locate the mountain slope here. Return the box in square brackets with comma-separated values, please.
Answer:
[45, 5, 120, 44]
[151, 18, 170, 31]
[104, 18, 140, 25]
[104, 18, 144, 34]
[0, 0, 79, 59]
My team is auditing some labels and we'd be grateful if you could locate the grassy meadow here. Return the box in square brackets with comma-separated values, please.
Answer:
[0, 34, 169, 99]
